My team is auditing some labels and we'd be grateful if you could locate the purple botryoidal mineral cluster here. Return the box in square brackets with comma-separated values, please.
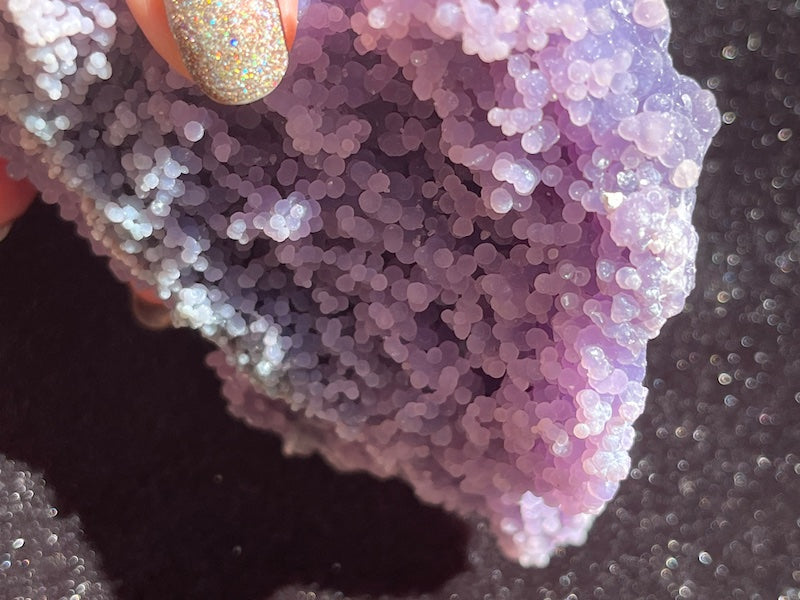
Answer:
[0, 0, 719, 567]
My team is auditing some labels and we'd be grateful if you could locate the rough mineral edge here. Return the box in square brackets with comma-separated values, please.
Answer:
[0, 454, 113, 599]
[0, 0, 719, 568]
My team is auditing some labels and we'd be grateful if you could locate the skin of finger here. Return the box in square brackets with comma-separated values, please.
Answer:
[126, 0, 297, 82]
[130, 283, 165, 305]
[125, 0, 193, 79]
[0, 158, 37, 225]
[279, 0, 298, 50]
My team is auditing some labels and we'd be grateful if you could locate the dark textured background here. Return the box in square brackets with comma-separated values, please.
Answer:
[1, 0, 799, 598]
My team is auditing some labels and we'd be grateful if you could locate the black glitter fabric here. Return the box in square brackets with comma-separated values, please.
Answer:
[1, 0, 799, 598]
[0, 457, 111, 599]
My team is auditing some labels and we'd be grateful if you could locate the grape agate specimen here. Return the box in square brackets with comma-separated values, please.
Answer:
[0, 0, 719, 566]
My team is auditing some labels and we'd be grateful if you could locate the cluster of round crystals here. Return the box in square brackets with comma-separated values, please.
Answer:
[0, 0, 719, 567]
[0, 455, 111, 599]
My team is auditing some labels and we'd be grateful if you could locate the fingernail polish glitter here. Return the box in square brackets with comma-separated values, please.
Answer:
[163, 0, 289, 105]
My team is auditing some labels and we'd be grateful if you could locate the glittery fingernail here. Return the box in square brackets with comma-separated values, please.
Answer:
[163, 0, 289, 105]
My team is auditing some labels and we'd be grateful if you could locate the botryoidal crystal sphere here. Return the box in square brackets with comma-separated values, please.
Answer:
[0, 0, 719, 567]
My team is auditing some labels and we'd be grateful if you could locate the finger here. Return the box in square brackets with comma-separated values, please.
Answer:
[126, 0, 298, 105]
[0, 158, 37, 238]
[129, 283, 172, 330]
[126, 0, 192, 80]
[279, 0, 298, 50]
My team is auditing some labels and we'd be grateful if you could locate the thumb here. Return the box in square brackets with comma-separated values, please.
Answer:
[0, 158, 37, 238]
[126, 0, 298, 105]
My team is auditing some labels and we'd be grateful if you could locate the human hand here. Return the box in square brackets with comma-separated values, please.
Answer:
[0, 163, 36, 242]
[128, 0, 298, 105]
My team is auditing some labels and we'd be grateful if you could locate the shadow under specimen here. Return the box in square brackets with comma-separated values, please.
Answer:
[0, 201, 469, 599]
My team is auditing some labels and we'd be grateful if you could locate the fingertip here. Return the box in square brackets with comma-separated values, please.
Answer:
[0, 158, 37, 226]
[130, 0, 297, 104]
[278, 0, 298, 50]
[128, 282, 172, 330]
[125, 0, 193, 80]
[130, 284, 163, 305]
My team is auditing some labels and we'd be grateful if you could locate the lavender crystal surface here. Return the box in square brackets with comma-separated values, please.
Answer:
[0, 0, 719, 566]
